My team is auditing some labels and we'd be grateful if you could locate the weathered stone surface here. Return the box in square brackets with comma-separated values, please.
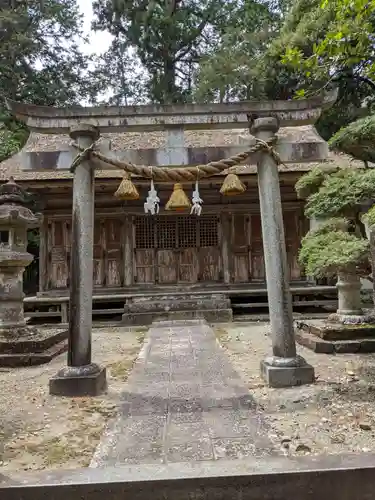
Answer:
[5, 90, 337, 134]
[0, 179, 66, 366]
[0, 337, 67, 367]
[4, 453, 375, 500]
[49, 365, 107, 397]
[90, 320, 274, 467]
[296, 319, 375, 341]
[121, 295, 233, 326]
[260, 360, 315, 388]
[295, 327, 375, 354]
[49, 126, 106, 395]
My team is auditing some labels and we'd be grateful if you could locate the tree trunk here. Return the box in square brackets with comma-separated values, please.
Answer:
[163, 58, 177, 103]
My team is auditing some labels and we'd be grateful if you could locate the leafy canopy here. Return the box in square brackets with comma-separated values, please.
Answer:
[329, 115, 375, 164]
[304, 169, 375, 218]
[299, 218, 369, 278]
[295, 166, 339, 199]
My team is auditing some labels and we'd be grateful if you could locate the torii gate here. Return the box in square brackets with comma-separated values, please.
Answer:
[6, 92, 337, 396]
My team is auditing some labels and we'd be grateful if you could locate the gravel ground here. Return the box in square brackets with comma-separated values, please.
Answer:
[2, 320, 374, 475]
[0, 326, 145, 474]
[217, 322, 375, 457]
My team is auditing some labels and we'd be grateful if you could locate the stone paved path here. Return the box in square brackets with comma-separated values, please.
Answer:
[91, 320, 274, 466]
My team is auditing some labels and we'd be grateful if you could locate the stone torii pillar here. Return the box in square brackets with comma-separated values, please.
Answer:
[252, 118, 314, 387]
[49, 125, 107, 396]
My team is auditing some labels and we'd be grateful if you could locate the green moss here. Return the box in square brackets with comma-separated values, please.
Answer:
[329, 115, 375, 163]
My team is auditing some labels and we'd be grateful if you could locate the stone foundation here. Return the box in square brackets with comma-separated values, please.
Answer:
[121, 294, 232, 326]
[295, 319, 375, 354]
[0, 327, 68, 367]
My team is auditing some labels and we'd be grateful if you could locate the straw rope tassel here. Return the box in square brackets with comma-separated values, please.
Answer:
[165, 183, 192, 211]
[220, 172, 246, 196]
[114, 171, 139, 200]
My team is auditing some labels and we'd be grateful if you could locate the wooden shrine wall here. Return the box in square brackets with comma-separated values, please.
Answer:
[40, 203, 308, 293]
[229, 206, 308, 283]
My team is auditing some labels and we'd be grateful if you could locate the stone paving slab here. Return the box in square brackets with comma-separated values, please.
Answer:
[91, 320, 275, 467]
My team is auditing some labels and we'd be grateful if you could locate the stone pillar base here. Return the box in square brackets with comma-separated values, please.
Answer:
[49, 363, 107, 397]
[260, 355, 315, 388]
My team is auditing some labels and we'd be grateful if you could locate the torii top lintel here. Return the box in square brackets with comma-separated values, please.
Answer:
[5, 90, 337, 134]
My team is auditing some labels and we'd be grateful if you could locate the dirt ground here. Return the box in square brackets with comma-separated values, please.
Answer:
[218, 322, 375, 457]
[0, 326, 145, 474]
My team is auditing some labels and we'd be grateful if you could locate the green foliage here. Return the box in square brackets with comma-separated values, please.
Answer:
[299, 223, 369, 278]
[93, 0, 235, 103]
[280, 0, 375, 81]
[309, 217, 350, 235]
[91, 38, 148, 105]
[0, 1, 99, 161]
[263, 0, 375, 139]
[193, 1, 280, 102]
[295, 166, 338, 199]
[362, 205, 375, 228]
[304, 169, 375, 218]
[0, 126, 29, 163]
[329, 115, 375, 163]
[0, 1, 94, 106]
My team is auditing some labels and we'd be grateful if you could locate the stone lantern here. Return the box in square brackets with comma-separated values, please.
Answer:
[0, 178, 67, 367]
[0, 177, 40, 335]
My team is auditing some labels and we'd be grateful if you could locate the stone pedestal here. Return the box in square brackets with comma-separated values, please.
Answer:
[0, 178, 68, 367]
[49, 125, 106, 397]
[251, 118, 314, 387]
[335, 270, 363, 317]
[295, 319, 375, 354]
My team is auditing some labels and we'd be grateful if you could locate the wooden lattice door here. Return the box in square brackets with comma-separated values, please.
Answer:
[134, 214, 220, 285]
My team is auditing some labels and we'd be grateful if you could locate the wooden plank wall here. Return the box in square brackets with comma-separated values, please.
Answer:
[40, 204, 308, 292]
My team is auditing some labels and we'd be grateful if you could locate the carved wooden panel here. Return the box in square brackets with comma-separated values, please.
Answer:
[199, 215, 220, 281]
[231, 208, 306, 283]
[93, 220, 103, 286]
[231, 214, 250, 283]
[104, 218, 123, 287]
[283, 208, 307, 281]
[47, 219, 70, 289]
[250, 213, 265, 280]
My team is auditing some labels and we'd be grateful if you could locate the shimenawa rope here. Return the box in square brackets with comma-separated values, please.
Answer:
[69, 136, 282, 180]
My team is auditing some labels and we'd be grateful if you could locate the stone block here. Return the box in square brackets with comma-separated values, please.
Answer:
[295, 331, 334, 354]
[295, 319, 375, 340]
[0, 328, 68, 367]
[295, 322, 375, 354]
[49, 365, 107, 397]
[260, 360, 315, 388]
[122, 308, 232, 326]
